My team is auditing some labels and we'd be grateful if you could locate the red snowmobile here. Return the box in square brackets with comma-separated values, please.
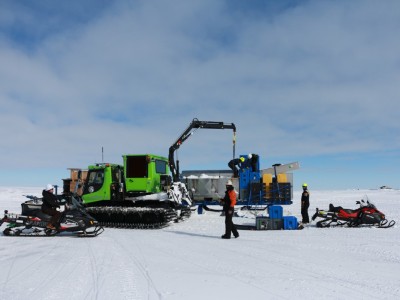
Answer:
[312, 197, 395, 228]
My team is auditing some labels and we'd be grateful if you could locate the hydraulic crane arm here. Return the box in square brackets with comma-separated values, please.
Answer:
[169, 118, 236, 182]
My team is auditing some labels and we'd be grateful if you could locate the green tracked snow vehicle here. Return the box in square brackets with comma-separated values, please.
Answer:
[66, 118, 236, 229]
[81, 154, 192, 229]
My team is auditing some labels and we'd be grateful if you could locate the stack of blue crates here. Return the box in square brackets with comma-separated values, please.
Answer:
[267, 205, 298, 230]
[267, 205, 283, 230]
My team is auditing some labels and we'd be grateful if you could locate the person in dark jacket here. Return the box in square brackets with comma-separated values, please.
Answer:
[301, 183, 310, 224]
[228, 157, 245, 178]
[41, 184, 62, 230]
[221, 180, 239, 239]
[247, 153, 259, 172]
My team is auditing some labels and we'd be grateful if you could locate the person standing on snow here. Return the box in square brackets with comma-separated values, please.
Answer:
[221, 180, 239, 239]
[41, 184, 62, 230]
[301, 183, 310, 224]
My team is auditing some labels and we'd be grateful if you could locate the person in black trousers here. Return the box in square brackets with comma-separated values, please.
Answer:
[221, 180, 239, 239]
[247, 153, 259, 172]
[301, 183, 310, 224]
[41, 184, 62, 230]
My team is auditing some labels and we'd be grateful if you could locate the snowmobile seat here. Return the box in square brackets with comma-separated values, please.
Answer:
[329, 204, 343, 212]
[343, 209, 359, 214]
[21, 202, 52, 222]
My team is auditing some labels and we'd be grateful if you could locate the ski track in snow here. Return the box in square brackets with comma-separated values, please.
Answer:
[0, 187, 399, 299]
[85, 239, 100, 299]
[151, 229, 288, 299]
[108, 232, 162, 300]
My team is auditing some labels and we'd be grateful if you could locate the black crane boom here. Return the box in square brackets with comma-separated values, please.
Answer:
[168, 118, 236, 182]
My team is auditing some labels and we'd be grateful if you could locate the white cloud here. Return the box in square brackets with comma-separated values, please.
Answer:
[0, 0, 399, 187]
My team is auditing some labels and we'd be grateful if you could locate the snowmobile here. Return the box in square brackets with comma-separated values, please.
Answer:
[311, 197, 395, 228]
[0, 194, 104, 237]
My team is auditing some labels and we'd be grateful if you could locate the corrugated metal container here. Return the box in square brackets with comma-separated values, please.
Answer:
[182, 170, 238, 201]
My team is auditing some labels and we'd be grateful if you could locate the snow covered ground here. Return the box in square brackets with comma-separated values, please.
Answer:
[0, 187, 399, 300]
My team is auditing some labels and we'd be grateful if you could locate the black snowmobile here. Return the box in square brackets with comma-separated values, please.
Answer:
[0, 194, 104, 237]
[312, 197, 395, 228]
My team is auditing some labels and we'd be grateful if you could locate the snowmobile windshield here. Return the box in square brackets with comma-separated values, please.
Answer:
[360, 195, 376, 208]
[366, 201, 376, 209]
[69, 195, 84, 209]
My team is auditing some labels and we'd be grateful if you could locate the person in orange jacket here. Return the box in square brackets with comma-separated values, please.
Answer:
[221, 180, 239, 239]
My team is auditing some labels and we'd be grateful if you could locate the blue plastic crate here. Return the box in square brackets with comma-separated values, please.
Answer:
[283, 216, 298, 230]
[268, 205, 283, 219]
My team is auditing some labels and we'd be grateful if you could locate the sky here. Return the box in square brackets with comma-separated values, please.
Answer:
[0, 0, 399, 190]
